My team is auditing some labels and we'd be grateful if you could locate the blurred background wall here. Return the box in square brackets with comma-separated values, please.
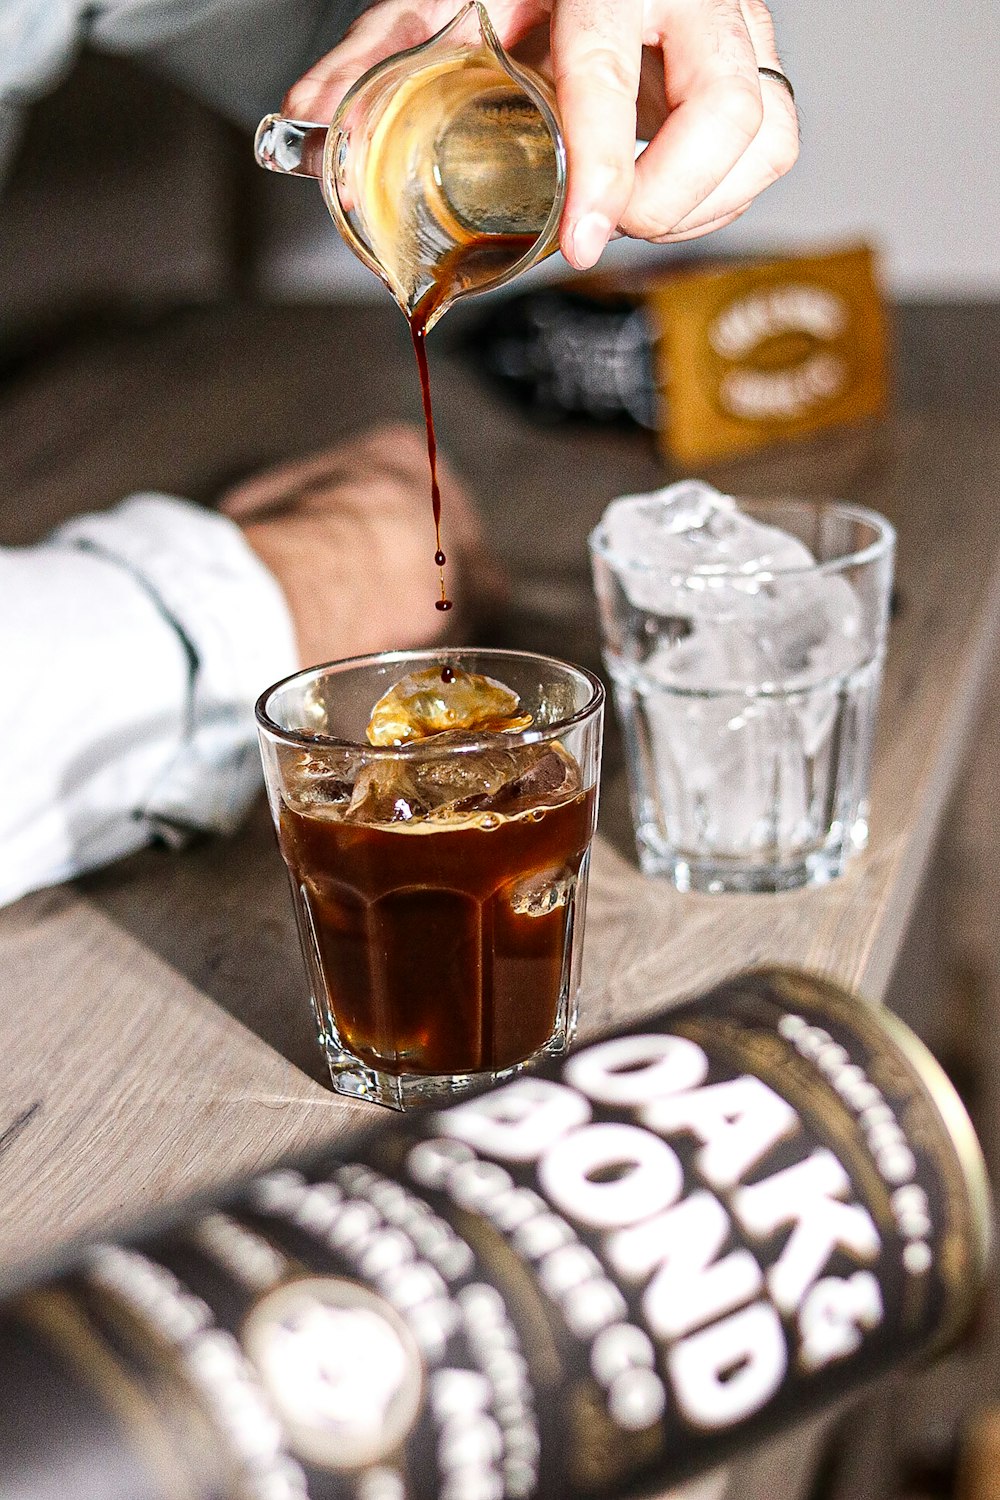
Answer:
[712, 0, 1000, 298]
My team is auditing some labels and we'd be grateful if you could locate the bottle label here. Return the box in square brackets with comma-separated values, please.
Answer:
[648, 244, 889, 465]
[0, 970, 987, 1500]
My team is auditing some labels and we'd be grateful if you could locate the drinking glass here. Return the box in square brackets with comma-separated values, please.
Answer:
[590, 498, 895, 893]
[257, 648, 603, 1108]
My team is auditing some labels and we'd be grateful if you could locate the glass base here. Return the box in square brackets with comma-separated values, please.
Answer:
[322, 1028, 574, 1111]
[636, 818, 869, 894]
[322, 1052, 520, 1110]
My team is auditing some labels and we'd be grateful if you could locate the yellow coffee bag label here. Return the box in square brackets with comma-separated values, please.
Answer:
[649, 244, 889, 464]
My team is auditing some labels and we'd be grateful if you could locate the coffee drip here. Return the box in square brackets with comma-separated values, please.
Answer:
[407, 233, 541, 612]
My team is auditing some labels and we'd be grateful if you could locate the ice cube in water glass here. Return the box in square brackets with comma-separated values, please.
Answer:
[597, 483, 874, 867]
[601, 480, 818, 618]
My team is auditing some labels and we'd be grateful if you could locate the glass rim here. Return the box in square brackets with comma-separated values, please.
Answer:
[255, 645, 605, 757]
[588, 498, 896, 584]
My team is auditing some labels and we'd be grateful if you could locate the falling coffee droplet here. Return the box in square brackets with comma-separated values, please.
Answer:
[409, 304, 449, 615]
[408, 235, 539, 614]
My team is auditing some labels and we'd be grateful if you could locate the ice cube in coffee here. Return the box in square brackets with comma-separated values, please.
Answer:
[266, 659, 602, 1099]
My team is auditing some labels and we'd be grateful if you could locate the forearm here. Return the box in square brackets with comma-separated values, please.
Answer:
[0, 494, 297, 907]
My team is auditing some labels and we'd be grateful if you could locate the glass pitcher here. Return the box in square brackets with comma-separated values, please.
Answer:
[255, 1, 566, 331]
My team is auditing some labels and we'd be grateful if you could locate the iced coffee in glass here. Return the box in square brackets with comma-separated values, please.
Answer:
[257, 649, 603, 1108]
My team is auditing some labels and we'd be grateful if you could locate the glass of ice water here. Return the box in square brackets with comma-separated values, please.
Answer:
[589, 483, 895, 893]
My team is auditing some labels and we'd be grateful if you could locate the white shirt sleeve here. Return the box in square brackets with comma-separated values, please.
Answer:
[0, 493, 299, 907]
[0, 0, 370, 179]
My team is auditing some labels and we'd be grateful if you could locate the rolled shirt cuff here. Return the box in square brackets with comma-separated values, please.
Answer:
[52, 493, 299, 839]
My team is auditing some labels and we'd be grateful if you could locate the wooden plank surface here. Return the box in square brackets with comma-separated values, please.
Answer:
[1, 301, 998, 1274]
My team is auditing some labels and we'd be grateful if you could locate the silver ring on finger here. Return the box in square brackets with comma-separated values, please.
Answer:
[758, 66, 794, 102]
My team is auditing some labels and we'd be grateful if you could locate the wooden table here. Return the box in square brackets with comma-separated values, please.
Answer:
[1, 300, 998, 1286]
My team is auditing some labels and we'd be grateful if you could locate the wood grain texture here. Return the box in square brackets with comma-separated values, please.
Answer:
[1, 302, 998, 1279]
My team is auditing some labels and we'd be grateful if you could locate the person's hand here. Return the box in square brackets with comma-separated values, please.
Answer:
[220, 425, 500, 668]
[284, 0, 799, 272]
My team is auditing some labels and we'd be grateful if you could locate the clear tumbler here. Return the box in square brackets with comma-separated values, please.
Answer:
[590, 496, 895, 893]
[257, 648, 603, 1108]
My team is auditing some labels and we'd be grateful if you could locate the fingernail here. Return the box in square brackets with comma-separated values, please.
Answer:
[570, 212, 612, 270]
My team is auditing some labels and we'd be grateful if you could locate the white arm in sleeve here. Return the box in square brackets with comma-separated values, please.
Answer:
[0, 494, 298, 907]
[0, 1, 371, 181]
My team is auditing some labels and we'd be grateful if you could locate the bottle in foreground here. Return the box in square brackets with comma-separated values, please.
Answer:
[0, 968, 990, 1500]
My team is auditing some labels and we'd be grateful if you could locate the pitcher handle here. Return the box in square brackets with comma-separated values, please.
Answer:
[254, 114, 329, 179]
